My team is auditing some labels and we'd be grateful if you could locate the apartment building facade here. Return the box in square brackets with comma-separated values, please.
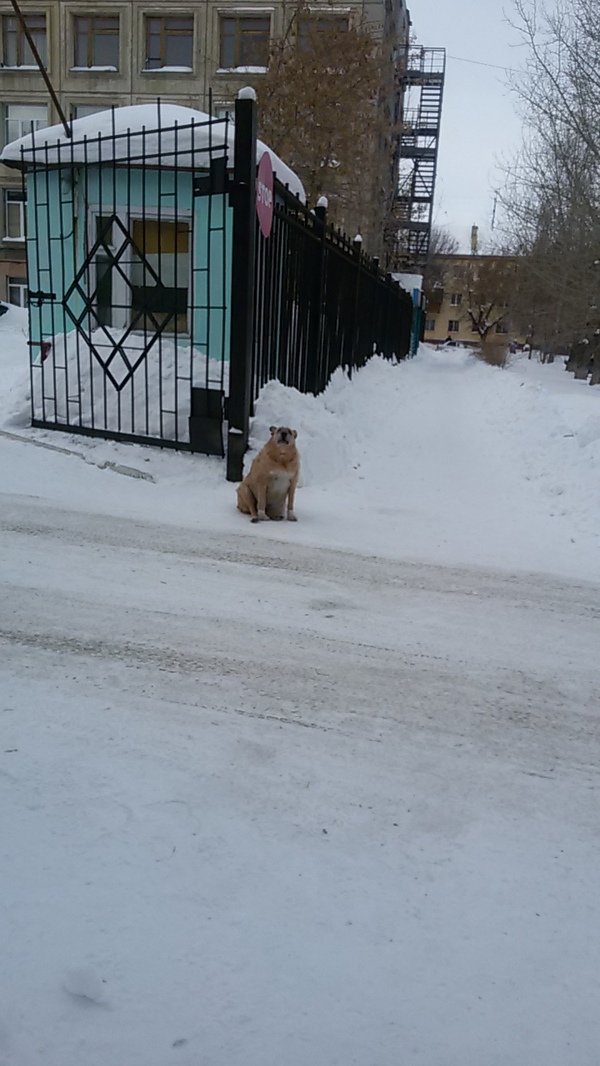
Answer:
[0, 0, 411, 302]
[423, 253, 525, 350]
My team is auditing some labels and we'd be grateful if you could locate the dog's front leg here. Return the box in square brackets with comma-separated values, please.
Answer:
[255, 483, 269, 522]
[286, 475, 298, 521]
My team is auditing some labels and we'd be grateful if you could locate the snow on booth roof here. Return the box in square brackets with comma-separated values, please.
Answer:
[0, 102, 306, 204]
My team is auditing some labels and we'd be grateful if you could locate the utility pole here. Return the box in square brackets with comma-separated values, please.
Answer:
[9, 0, 71, 138]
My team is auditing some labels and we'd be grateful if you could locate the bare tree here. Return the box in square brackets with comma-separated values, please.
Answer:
[429, 227, 460, 257]
[498, 0, 600, 366]
[256, 7, 400, 255]
[461, 257, 518, 342]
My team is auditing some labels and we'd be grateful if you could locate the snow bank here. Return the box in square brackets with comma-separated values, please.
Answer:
[0, 305, 31, 428]
[25, 329, 226, 441]
[246, 372, 356, 486]
[245, 346, 600, 577]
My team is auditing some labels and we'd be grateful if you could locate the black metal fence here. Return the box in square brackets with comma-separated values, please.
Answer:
[253, 191, 412, 399]
[226, 94, 413, 479]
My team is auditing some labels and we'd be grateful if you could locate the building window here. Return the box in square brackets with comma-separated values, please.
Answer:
[298, 15, 349, 50]
[144, 16, 193, 70]
[447, 319, 459, 333]
[449, 292, 462, 306]
[1, 13, 47, 68]
[73, 104, 113, 120]
[219, 15, 270, 70]
[4, 188, 26, 240]
[7, 276, 28, 305]
[424, 318, 435, 332]
[495, 320, 509, 334]
[130, 218, 190, 333]
[73, 16, 119, 70]
[5, 103, 48, 145]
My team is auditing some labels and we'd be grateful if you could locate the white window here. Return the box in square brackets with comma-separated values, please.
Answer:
[7, 276, 28, 305]
[447, 319, 459, 333]
[449, 292, 462, 306]
[4, 188, 26, 240]
[73, 104, 113, 120]
[5, 103, 48, 145]
[424, 318, 435, 332]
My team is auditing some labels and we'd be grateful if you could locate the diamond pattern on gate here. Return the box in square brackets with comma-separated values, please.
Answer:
[63, 213, 178, 392]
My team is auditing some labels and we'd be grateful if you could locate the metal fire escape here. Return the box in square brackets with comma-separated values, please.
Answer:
[392, 46, 446, 268]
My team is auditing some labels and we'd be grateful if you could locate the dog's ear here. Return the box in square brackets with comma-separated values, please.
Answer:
[269, 426, 277, 435]
[292, 429, 297, 439]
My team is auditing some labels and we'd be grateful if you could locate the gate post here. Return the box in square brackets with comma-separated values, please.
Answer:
[226, 88, 258, 482]
[306, 196, 327, 394]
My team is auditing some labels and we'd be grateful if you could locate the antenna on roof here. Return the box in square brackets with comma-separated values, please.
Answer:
[9, 0, 71, 138]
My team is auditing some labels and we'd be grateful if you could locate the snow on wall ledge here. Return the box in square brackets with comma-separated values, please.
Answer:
[0, 103, 306, 204]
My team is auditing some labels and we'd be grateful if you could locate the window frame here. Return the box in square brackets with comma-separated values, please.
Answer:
[449, 292, 462, 306]
[447, 319, 460, 334]
[218, 13, 271, 70]
[72, 103, 115, 120]
[87, 204, 193, 334]
[143, 15, 194, 71]
[7, 275, 28, 306]
[1, 12, 47, 69]
[4, 187, 26, 241]
[73, 15, 120, 70]
[4, 102, 48, 146]
[297, 14, 349, 51]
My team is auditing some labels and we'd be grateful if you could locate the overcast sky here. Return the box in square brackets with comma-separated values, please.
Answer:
[407, 0, 526, 252]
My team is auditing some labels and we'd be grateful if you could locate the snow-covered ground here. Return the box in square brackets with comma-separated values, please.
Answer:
[1, 308, 599, 1065]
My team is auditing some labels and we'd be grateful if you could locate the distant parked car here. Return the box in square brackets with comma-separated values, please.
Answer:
[0, 302, 9, 317]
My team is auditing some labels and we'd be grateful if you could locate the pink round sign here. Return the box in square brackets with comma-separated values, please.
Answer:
[256, 152, 274, 238]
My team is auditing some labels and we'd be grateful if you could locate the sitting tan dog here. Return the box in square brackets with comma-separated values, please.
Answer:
[237, 426, 299, 523]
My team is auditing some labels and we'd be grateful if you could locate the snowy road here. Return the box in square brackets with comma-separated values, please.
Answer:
[2, 494, 600, 1065]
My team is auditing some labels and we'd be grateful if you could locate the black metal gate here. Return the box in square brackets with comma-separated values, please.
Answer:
[19, 106, 232, 453]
